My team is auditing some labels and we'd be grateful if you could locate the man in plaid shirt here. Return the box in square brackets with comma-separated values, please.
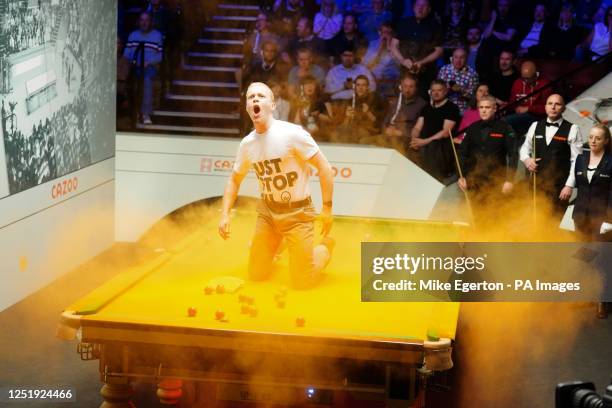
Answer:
[437, 48, 479, 113]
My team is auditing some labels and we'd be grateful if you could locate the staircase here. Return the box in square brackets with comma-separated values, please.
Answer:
[139, 1, 259, 137]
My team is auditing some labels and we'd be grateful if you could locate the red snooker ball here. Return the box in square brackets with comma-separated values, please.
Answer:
[216, 284, 225, 294]
[187, 307, 197, 317]
[241, 305, 250, 314]
[215, 310, 225, 320]
[245, 296, 255, 305]
[276, 300, 286, 308]
[204, 286, 214, 295]
[296, 317, 305, 327]
[249, 308, 258, 317]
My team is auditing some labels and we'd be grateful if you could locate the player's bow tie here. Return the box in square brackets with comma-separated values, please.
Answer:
[546, 122, 560, 127]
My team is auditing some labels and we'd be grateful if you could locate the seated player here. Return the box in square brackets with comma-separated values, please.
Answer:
[219, 82, 335, 290]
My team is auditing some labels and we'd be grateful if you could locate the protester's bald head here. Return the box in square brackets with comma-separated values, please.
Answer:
[247, 82, 275, 103]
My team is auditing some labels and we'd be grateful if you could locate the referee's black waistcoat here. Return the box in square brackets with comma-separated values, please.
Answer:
[459, 119, 518, 185]
[532, 119, 572, 191]
[572, 151, 612, 231]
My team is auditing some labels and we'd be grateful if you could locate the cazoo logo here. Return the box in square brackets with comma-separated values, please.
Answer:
[200, 157, 352, 179]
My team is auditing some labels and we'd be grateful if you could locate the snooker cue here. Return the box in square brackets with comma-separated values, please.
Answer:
[448, 129, 476, 228]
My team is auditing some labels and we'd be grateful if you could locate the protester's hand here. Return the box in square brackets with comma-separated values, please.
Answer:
[218, 212, 231, 240]
[559, 186, 573, 201]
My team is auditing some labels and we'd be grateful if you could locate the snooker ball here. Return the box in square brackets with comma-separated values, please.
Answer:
[249, 308, 258, 317]
[215, 309, 225, 320]
[238, 294, 246, 303]
[204, 286, 214, 295]
[241, 305, 251, 314]
[216, 284, 225, 294]
[245, 296, 255, 305]
[296, 317, 305, 327]
[276, 300, 286, 309]
[187, 307, 197, 317]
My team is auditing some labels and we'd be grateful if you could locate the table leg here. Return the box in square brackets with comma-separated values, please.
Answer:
[157, 378, 183, 405]
[99, 378, 134, 408]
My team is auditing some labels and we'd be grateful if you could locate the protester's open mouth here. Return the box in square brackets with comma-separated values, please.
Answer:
[253, 105, 261, 115]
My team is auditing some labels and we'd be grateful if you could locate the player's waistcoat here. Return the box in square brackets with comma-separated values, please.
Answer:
[533, 119, 572, 190]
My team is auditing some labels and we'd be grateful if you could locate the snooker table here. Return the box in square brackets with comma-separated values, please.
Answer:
[57, 210, 465, 407]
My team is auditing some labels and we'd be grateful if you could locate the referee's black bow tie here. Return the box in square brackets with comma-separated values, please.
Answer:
[546, 122, 560, 127]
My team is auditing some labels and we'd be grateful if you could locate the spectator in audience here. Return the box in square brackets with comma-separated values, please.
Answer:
[287, 48, 327, 97]
[269, 79, 291, 121]
[458, 95, 518, 203]
[442, 0, 470, 51]
[380, 74, 428, 156]
[331, 75, 386, 143]
[244, 12, 281, 65]
[572, 123, 612, 240]
[505, 60, 553, 137]
[284, 17, 328, 64]
[437, 47, 479, 114]
[325, 45, 376, 100]
[465, 26, 484, 72]
[146, 0, 172, 40]
[480, 0, 518, 78]
[328, 14, 368, 62]
[542, 3, 584, 60]
[520, 94, 583, 217]
[359, 0, 393, 41]
[487, 50, 518, 105]
[291, 75, 332, 138]
[517, 3, 553, 58]
[390, 0, 443, 98]
[314, 0, 343, 41]
[410, 80, 460, 182]
[362, 21, 400, 96]
[123, 12, 163, 125]
[243, 40, 290, 86]
[274, 0, 309, 34]
[575, 0, 601, 28]
[585, 6, 612, 60]
[457, 83, 490, 141]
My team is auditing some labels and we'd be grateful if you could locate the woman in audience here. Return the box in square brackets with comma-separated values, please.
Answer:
[455, 83, 490, 143]
[290, 75, 332, 139]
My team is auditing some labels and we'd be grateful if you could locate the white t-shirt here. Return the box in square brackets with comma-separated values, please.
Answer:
[233, 120, 319, 203]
